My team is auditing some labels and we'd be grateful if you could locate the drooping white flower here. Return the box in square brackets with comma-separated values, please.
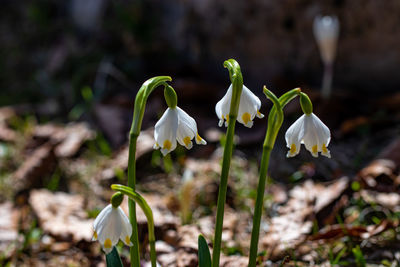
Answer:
[313, 15, 340, 64]
[215, 84, 264, 128]
[285, 113, 331, 158]
[154, 107, 206, 156]
[92, 204, 132, 254]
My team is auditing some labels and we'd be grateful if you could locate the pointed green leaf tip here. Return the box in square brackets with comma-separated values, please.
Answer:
[106, 247, 123, 267]
[198, 234, 211, 267]
[299, 92, 313, 115]
[164, 85, 177, 108]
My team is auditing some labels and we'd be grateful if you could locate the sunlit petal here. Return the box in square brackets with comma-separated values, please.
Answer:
[285, 113, 331, 158]
[154, 108, 178, 156]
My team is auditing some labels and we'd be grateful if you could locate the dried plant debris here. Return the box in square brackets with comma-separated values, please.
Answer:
[29, 189, 93, 242]
[261, 177, 349, 260]
[13, 143, 57, 192]
[0, 107, 17, 142]
[99, 128, 154, 180]
[358, 159, 398, 192]
[34, 122, 96, 158]
[120, 193, 179, 234]
[310, 220, 397, 241]
[0, 202, 19, 257]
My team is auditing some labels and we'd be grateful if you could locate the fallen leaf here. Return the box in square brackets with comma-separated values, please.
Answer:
[99, 128, 155, 180]
[29, 189, 94, 242]
[358, 159, 397, 192]
[0, 202, 19, 257]
[34, 122, 96, 158]
[261, 178, 349, 260]
[310, 220, 396, 241]
[360, 189, 400, 211]
[13, 143, 57, 192]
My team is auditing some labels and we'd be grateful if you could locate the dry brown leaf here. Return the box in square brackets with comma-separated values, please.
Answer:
[261, 178, 349, 260]
[34, 122, 96, 158]
[0, 202, 19, 256]
[360, 189, 400, 211]
[120, 192, 179, 241]
[0, 107, 17, 142]
[55, 123, 96, 157]
[0, 126, 17, 142]
[220, 255, 248, 267]
[175, 248, 198, 267]
[14, 143, 57, 192]
[358, 159, 397, 191]
[310, 220, 396, 241]
[99, 128, 155, 180]
[29, 189, 93, 242]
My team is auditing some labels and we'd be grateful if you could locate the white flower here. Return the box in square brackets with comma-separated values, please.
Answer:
[285, 113, 331, 158]
[92, 204, 132, 254]
[215, 84, 264, 128]
[153, 107, 206, 156]
[313, 15, 339, 64]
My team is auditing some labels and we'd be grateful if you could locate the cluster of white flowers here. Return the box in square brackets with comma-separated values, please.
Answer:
[93, 82, 332, 254]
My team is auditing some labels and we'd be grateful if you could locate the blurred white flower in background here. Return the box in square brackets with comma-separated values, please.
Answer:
[313, 15, 340, 99]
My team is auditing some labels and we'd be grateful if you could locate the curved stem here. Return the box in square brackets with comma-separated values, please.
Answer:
[112, 184, 157, 267]
[212, 59, 243, 267]
[128, 76, 171, 266]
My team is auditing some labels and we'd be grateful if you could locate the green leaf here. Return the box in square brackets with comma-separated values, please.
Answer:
[198, 235, 211, 267]
[106, 247, 123, 267]
[352, 246, 366, 267]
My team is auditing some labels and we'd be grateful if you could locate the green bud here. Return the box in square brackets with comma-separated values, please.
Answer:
[111, 192, 124, 208]
[299, 92, 313, 115]
[164, 85, 177, 108]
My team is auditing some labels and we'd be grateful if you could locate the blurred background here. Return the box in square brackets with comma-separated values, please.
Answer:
[1, 0, 400, 266]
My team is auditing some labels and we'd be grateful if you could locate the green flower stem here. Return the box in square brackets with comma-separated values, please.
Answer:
[212, 59, 243, 267]
[111, 184, 157, 267]
[128, 76, 171, 266]
[248, 87, 301, 267]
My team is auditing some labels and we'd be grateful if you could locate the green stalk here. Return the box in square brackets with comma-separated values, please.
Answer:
[212, 59, 243, 267]
[248, 87, 300, 267]
[111, 184, 157, 267]
[128, 76, 171, 266]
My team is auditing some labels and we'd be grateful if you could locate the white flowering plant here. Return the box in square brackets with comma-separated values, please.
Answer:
[92, 60, 331, 267]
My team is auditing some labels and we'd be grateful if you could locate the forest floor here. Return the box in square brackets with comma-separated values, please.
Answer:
[0, 89, 400, 267]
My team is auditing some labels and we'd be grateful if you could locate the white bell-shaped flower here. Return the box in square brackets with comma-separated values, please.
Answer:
[92, 204, 132, 254]
[285, 113, 331, 158]
[154, 106, 206, 156]
[313, 15, 339, 64]
[215, 84, 264, 128]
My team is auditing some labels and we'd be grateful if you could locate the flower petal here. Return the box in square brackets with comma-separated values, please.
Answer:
[176, 107, 197, 149]
[93, 204, 113, 240]
[285, 114, 306, 157]
[97, 207, 122, 254]
[215, 85, 232, 127]
[154, 108, 178, 156]
[237, 85, 262, 128]
[117, 207, 133, 246]
[302, 114, 320, 157]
